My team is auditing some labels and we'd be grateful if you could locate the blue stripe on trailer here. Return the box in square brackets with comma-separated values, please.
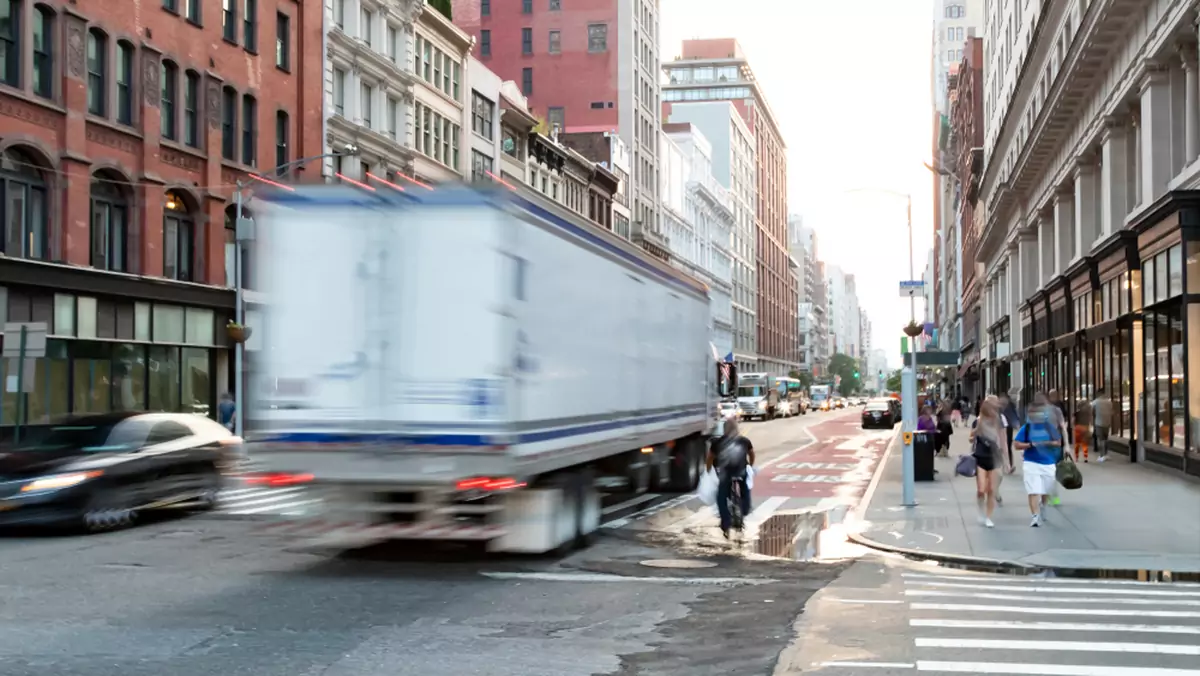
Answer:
[261, 407, 707, 447]
[258, 187, 708, 299]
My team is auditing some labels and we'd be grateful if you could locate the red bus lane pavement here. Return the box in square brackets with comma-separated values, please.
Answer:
[651, 411, 899, 547]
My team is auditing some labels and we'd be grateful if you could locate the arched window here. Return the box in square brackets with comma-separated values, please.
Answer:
[0, 148, 49, 260]
[90, 170, 128, 272]
[163, 190, 193, 281]
[86, 28, 106, 115]
[32, 4, 53, 99]
[161, 60, 178, 140]
[223, 203, 252, 288]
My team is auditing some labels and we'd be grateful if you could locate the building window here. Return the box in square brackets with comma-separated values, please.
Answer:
[453, 61, 460, 100]
[275, 11, 289, 69]
[222, 0, 237, 42]
[522, 0, 531, 13]
[115, 41, 134, 124]
[549, 0, 560, 9]
[221, 86, 237, 159]
[0, 148, 48, 260]
[360, 83, 372, 127]
[86, 29, 106, 116]
[0, 0, 17, 87]
[243, 0, 257, 51]
[472, 150, 493, 182]
[31, 5, 52, 99]
[185, 0, 200, 23]
[472, 91, 494, 140]
[241, 94, 257, 166]
[547, 106, 563, 133]
[90, 172, 127, 273]
[481, 0, 490, 15]
[164, 0, 177, 11]
[163, 191, 194, 282]
[386, 96, 398, 139]
[333, 68, 346, 115]
[275, 110, 289, 172]
[183, 70, 200, 147]
[359, 6, 371, 43]
[161, 61, 178, 140]
[548, 29, 560, 54]
[480, 29, 490, 56]
[333, 0, 344, 28]
[422, 40, 431, 80]
[588, 24, 607, 52]
[522, 27, 532, 55]
[386, 24, 396, 62]
[522, 67, 532, 95]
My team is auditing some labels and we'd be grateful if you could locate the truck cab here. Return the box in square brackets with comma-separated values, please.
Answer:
[736, 373, 778, 421]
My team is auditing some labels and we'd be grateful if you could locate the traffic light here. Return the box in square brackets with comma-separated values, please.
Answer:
[853, 371, 860, 378]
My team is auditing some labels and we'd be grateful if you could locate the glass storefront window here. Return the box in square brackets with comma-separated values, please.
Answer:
[113, 343, 146, 412]
[77, 296, 98, 339]
[1188, 241, 1200, 294]
[1188, 305, 1200, 463]
[148, 345, 180, 412]
[1, 339, 69, 425]
[1143, 258, 1155, 308]
[1156, 252, 1169, 304]
[185, 308, 214, 345]
[181, 347, 210, 416]
[1142, 308, 1185, 449]
[153, 305, 184, 343]
[72, 341, 112, 414]
[1169, 245, 1183, 297]
[53, 293, 74, 336]
[134, 302, 151, 341]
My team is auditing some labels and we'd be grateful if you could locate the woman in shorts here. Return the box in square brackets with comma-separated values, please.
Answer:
[968, 397, 1006, 528]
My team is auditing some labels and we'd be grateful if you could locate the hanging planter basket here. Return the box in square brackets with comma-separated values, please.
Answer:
[226, 322, 252, 344]
[903, 322, 923, 338]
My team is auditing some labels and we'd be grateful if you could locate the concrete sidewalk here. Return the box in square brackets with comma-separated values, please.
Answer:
[850, 427, 1200, 576]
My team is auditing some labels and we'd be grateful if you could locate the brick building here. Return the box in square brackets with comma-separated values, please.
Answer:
[451, 0, 669, 258]
[663, 39, 796, 375]
[951, 36, 985, 396]
[0, 0, 322, 433]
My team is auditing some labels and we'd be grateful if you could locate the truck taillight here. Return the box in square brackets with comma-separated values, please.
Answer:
[456, 477, 526, 492]
[245, 472, 314, 487]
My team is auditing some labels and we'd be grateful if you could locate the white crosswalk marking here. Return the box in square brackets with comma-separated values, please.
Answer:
[904, 571, 1200, 674]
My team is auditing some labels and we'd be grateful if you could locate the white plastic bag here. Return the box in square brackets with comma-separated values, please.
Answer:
[698, 469, 719, 506]
[745, 465, 756, 490]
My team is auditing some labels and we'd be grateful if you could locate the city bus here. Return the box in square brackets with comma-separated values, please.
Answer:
[775, 377, 809, 416]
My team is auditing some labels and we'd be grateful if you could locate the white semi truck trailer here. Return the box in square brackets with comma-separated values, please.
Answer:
[244, 184, 736, 554]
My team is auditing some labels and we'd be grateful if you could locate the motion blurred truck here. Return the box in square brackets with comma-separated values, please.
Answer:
[245, 184, 735, 554]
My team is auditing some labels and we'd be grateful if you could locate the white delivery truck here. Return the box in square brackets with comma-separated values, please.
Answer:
[736, 372, 779, 421]
[245, 184, 735, 554]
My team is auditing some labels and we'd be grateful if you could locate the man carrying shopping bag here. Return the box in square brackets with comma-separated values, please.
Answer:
[704, 414, 755, 539]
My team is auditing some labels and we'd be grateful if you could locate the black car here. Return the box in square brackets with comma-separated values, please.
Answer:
[0, 412, 243, 532]
[862, 399, 897, 429]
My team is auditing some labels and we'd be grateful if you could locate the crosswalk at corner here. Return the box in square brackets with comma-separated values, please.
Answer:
[900, 570, 1200, 674]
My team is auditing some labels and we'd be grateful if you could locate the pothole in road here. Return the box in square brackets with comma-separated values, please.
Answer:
[639, 558, 719, 569]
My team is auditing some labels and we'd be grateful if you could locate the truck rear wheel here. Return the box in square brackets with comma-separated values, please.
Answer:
[668, 436, 703, 492]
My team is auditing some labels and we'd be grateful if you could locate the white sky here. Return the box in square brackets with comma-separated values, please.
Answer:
[660, 0, 936, 370]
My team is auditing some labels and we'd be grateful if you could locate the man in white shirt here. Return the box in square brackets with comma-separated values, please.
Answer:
[1092, 388, 1114, 462]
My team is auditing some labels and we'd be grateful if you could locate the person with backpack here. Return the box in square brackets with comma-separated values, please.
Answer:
[968, 397, 1007, 528]
[1013, 393, 1064, 527]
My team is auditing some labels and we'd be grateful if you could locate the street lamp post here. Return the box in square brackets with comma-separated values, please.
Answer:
[230, 149, 358, 438]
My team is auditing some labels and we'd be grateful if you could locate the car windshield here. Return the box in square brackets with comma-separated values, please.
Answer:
[27, 423, 141, 453]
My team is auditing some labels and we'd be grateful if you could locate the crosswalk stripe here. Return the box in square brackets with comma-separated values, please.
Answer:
[909, 618, 1200, 635]
[906, 580, 1200, 597]
[914, 661, 1200, 675]
[915, 637, 1200, 656]
[905, 589, 1200, 606]
[909, 603, 1200, 618]
[902, 572, 1200, 588]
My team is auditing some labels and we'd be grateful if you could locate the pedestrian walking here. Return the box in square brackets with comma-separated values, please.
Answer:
[218, 392, 236, 432]
[1091, 388, 1113, 462]
[1045, 389, 1071, 506]
[950, 397, 963, 427]
[968, 397, 1007, 528]
[999, 392, 1019, 471]
[1013, 393, 1063, 527]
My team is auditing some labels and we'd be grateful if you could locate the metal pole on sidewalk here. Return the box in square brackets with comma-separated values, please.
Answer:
[901, 349, 916, 506]
[234, 184, 246, 439]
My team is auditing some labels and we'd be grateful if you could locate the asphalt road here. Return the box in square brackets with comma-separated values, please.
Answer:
[0, 412, 861, 676]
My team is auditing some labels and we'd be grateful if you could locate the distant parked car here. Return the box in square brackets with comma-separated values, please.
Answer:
[0, 413, 243, 533]
[862, 399, 897, 429]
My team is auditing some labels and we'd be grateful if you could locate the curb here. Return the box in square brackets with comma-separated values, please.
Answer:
[846, 435, 1200, 582]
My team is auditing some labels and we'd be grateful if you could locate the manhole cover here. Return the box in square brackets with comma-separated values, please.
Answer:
[639, 559, 718, 569]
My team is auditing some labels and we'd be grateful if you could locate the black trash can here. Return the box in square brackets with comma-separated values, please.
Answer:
[913, 431, 937, 482]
